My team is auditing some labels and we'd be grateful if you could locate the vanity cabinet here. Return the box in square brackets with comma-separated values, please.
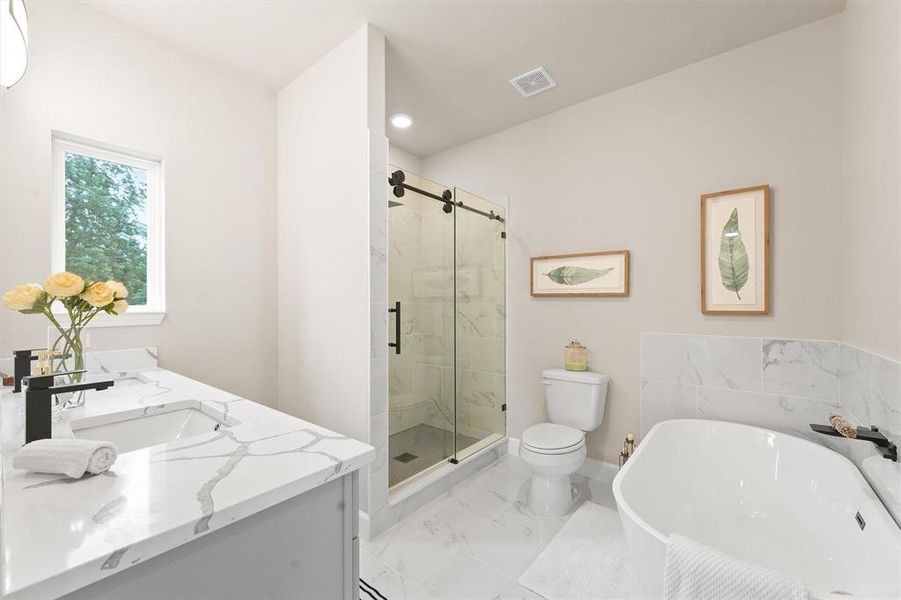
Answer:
[61, 472, 359, 600]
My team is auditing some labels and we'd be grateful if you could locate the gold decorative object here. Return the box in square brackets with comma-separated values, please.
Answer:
[619, 433, 637, 468]
[564, 340, 588, 371]
[829, 414, 857, 438]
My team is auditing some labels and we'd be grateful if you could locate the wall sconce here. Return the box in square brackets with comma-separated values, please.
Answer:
[0, 0, 28, 88]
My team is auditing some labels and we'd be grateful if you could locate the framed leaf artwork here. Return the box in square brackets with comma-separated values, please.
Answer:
[530, 250, 630, 297]
[701, 185, 771, 315]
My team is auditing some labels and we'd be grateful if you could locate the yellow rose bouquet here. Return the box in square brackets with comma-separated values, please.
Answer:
[3, 272, 128, 404]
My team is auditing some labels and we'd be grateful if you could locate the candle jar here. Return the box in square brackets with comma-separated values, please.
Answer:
[564, 341, 588, 371]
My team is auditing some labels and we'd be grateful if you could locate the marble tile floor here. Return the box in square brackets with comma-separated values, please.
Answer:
[363, 453, 619, 600]
[389, 424, 480, 487]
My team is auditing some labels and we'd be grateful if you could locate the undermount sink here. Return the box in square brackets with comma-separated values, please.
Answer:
[70, 401, 241, 453]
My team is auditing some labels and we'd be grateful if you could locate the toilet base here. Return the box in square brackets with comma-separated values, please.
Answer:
[528, 473, 574, 517]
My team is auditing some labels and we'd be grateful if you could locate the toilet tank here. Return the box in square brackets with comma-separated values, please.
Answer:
[542, 369, 610, 432]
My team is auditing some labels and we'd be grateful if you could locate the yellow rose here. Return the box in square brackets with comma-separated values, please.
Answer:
[106, 280, 128, 299]
[81, 281, 116, 308]
[43, 272, 85, 298]
[3, 284, 44, 311]
[112, 299, 128, 315]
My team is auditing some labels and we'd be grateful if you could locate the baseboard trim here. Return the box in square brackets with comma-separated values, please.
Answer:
[506, 436, 619, 482]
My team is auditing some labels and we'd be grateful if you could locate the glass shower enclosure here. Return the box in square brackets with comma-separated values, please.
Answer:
[386, 168, 506, 490]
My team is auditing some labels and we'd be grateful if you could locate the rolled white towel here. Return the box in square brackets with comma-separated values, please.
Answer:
[13, 438, 118, 479]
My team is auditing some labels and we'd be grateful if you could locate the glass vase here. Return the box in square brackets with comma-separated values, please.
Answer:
[48, 325, 86, 409]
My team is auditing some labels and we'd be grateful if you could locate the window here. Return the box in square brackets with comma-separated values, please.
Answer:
[52, 134, 165, 325]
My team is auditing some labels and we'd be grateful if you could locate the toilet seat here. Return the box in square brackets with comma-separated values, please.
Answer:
[521, 423, 585, 455]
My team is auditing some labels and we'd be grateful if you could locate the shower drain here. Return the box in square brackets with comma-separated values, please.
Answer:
[393, 452, 418, 464]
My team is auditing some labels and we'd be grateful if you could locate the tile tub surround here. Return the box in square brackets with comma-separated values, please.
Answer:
[839, 344, 901, 524]
[0, 369, 374, 599]
[641, 333, 901, 524]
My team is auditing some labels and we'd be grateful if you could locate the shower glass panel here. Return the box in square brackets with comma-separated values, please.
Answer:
[453, 188, 506, 461]
[387, 168, 506, 490]
[387, 169, 456, 489]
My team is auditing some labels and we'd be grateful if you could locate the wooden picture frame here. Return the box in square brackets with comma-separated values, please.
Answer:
[530, 250, 630, 297]
[701, 185, 771, 315]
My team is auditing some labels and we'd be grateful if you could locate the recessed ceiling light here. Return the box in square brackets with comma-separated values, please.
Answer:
[390, 113, 414, 129]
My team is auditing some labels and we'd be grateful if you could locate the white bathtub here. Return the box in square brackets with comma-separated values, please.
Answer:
[613, 419, 901, 599]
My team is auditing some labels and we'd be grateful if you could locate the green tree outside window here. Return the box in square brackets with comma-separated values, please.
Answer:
[64, 153, 148, 305]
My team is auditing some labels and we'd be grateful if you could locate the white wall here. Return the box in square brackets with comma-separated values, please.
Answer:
[840, 0, 901, 362]
[0, 1, 277, 404]
[277, 25, 385, 444]
[388, 145, 422, 175]
[421, 17, 843, 463]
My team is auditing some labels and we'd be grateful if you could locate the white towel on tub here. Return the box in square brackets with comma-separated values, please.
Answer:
[13, 438, 118, 479]
[664, 535, 809, 600]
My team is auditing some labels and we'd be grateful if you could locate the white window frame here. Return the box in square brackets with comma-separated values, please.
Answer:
[51, 132, 166, 326]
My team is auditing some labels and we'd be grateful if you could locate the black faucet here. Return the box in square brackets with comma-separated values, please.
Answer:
[23, 370, 115, 444]
[810, 423, 898, 462]
[13, 349, 43, 393]
[13, 349, 72, 393]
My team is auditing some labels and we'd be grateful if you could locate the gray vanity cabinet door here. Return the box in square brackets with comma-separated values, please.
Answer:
[62, 473, 359, 600]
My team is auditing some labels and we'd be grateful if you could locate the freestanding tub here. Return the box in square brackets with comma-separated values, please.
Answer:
[613, 419, 901, 599]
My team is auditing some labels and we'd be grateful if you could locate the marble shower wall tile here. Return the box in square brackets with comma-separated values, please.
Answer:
[370, 134, 389, 526]
[457, 303, 497, 338]
[640, 333, 762, 391]
[371, 411, 389, 474]
[371, 303, 388, 360]
[762, 339, 840, 402]
[371, 357, 388, 417]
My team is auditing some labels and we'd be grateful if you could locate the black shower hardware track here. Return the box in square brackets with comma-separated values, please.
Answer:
[387, 301, 401, 355]
[388, 170, 505, 223]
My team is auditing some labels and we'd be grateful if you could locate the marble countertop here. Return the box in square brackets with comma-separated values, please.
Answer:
[0, 366, 374, 599]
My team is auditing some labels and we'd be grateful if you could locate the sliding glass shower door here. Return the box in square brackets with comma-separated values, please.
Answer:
[387, 168, 506, 490]
[387, 169, 456, 488]
[453, 187, 506, 461]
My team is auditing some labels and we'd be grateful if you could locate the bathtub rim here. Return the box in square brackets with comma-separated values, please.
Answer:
[611, 417, 891, 547]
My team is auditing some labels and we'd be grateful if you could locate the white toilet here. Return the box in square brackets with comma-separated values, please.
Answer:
[519, 369, 609, 517]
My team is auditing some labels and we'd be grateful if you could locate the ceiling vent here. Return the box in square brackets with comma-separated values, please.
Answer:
[509, 67, 556, 98]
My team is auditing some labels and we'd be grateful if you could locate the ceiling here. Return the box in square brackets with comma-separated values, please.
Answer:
[83, 0, 844, 157]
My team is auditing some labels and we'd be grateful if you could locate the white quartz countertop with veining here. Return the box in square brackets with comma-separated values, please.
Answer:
[0, 367, 374, 599]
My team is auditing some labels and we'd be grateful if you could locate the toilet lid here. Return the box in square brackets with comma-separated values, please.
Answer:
[522, 423, 584, 453]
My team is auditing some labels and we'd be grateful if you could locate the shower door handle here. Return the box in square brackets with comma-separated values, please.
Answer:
[388, 301, 401, 355]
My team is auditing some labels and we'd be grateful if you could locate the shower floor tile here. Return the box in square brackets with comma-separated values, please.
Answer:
[389, 424, 480, 487]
